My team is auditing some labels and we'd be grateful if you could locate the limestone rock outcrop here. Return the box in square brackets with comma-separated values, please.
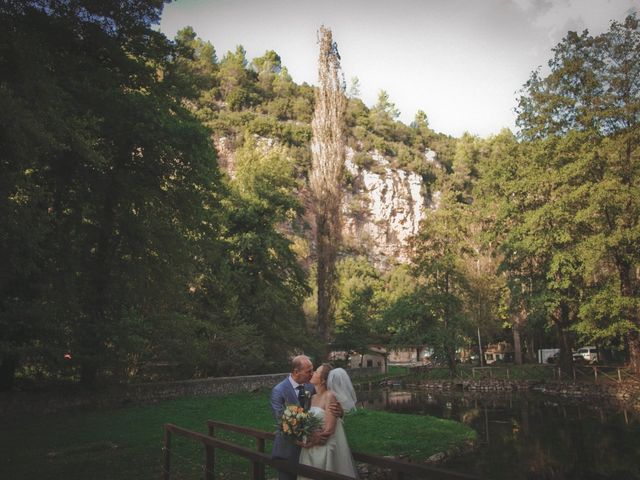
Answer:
[342, 148, 425, 267]
[214, 136, 440, 268]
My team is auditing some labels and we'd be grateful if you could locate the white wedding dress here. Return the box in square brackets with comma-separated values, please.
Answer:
[298, 406, 358, 479]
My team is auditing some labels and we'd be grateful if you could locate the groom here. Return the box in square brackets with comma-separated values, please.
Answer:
[271, 355, 316, 480]
[271, 355, 340, 480]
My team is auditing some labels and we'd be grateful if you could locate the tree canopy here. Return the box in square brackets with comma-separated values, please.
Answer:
[2, 4, 639, 390]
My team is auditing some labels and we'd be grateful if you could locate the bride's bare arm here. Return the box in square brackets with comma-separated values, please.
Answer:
[320, 392, 338, 435]
[306, 392, 339, 447]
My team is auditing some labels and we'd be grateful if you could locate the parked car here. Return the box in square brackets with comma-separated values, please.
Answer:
[539, 348, 560, 364]
[546, 351, 560, 364]
[573, 346, 598, 363]
[547, 349, 597, 364]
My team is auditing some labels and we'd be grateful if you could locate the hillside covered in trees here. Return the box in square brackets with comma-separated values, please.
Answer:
[1, 1, 638, 389]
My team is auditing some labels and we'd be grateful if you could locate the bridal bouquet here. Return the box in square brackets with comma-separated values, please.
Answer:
[279, 404, 322, 442]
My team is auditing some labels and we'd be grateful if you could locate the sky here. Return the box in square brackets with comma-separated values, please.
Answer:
[159, 0, 639, 138]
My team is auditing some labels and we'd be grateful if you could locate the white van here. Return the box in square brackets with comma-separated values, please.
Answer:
[573, 346, 598, 363]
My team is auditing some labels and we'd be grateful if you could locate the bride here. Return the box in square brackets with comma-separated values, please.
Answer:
[298, 364, 358, 480]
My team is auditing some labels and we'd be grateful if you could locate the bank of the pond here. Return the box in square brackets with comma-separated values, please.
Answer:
[0, 389, 476, 480]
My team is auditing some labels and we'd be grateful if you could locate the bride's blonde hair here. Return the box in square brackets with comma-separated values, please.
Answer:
[319, 363, 333, 385]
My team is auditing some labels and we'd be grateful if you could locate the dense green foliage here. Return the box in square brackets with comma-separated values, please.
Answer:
[503, 15, 640, 371]
[0, 0, 454, 387]
[384, 15, 640, 373]
[0, 0, 228, 386]
[0, 390, 475, 479]
[1, 0, 639, 389]
[0, 1, 310, 388]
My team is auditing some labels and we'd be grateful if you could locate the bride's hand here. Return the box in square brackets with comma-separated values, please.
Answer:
[297, 437, 316, 448]
[312, 430, 331, 446]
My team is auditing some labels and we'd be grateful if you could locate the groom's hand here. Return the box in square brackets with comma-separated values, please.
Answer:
[328, 401, 344, 418]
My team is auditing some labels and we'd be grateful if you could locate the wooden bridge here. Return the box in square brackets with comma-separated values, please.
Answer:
[163, 420, 481, 480]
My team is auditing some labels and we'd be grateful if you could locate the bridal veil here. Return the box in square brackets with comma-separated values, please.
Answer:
[327, 368, 357, 412]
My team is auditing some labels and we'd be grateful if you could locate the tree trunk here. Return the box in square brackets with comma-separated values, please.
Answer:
[512, 317, 523, 365]
[628, 330, 640, 373]
[79, 174, 117, 386]
[512, 296, 526, 365]
[315, 212, 337, 352]
[617, 257, 640, 373]
[0, 354, 18, 391]
[525, 337, 536, 363]
[80, 358, 99, 386]
[445, 343, 457, 376]
[553, 303, 573, 374]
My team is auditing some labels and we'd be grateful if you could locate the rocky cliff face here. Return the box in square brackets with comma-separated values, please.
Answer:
[214, 137, 236, 177]
[214, 136, 438, 269]
[342, 148, 425, 267]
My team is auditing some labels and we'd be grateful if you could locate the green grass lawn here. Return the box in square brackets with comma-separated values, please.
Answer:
[0, 389, 475, 480]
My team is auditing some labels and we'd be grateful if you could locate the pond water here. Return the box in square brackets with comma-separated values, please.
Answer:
[356, 385, 640, 480]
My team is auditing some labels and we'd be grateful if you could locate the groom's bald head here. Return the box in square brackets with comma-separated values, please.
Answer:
[291, 355, 313, 383]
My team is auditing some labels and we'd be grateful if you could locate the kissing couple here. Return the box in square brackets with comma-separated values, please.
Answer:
[271, 355, 358, 480]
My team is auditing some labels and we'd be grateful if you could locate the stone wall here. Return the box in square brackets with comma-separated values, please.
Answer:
[0, 367, 382, 419]
[406, 378, 640, 411]
[405, 379, 538, 392]
[532, 380, 640, 404]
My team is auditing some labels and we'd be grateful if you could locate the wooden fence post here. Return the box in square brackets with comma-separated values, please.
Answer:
[254, 438, 266, 480]
[163, 426, 171, 480]
[206, 423, 216, 480]
[392, 470, 405, 480]
[205, 445, 215, 480]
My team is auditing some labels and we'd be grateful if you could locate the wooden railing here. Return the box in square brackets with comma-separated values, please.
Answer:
[163, 423, 353, 480]
[410, 364, 640, 384]
[471, 365, 640, 383]
[162, 420, 481, 480]
[554, 365, 640, 384]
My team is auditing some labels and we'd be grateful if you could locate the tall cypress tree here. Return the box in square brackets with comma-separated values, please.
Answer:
[310, 26, 346, 354]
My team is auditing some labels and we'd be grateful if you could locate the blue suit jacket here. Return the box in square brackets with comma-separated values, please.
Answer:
[270, 376, 316, 461]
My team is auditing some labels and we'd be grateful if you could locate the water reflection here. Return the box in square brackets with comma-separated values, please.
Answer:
[356, 385, 640, 480]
